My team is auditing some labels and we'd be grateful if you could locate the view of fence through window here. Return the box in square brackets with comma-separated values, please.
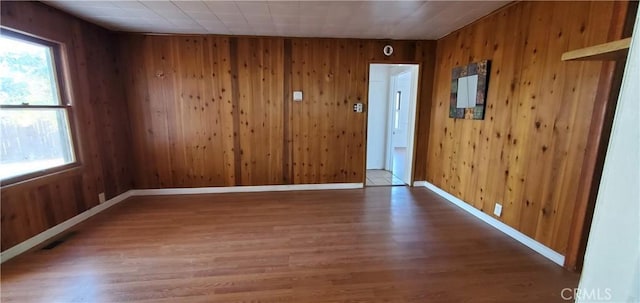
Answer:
[0, 33, 75, 181]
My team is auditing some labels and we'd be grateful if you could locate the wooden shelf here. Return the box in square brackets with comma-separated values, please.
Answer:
[561, 37, 631, 61]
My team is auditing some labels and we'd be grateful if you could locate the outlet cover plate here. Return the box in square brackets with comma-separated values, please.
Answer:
[98, 192, 106, 204]
[494, 203, 503, 217]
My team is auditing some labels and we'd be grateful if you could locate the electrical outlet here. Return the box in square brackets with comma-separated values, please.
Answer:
[98, 192, 106, 204]
[494, 203, 503, 217]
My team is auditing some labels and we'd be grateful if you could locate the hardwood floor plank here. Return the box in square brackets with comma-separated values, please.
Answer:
[1, 187, 578, 302]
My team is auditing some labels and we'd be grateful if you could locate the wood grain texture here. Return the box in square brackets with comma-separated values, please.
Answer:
[236, 37, 285, 185]
[290, 39, 367, 183]
[564, 1, 636, 270]
[561, 37, 631, 61]
[119, 36, 436, 187]
[0, 2, 133, 251]
[118, 35, 236, 188]
[1, 187, 578, 302]
[425, 1, 630, 254]
[412, 42, 437, 181]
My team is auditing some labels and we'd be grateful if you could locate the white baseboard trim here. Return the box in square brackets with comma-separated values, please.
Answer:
[413, 180, 427, 187]
[1, 182, 364, 263]
[422, 181, 565, 266]
[130, 183, 364, 196]
[0, 190, 133, 264]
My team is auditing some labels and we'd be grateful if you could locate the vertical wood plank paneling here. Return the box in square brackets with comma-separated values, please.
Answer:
[120, 36, 236, 188]
[120, 36, 436, 188]
[147, 36, 174, 187]
[119, 35, 154, 188]
[515, 1, 556, 236]
[412, 41, 437, 181]
[69, 19, 102, 211]
[180, 36, 232, 187]
[1, 2, 133, 251]
[283, 39, 293, 183]
[426, 1, 630, 254]
[210, 37, 237, 187]
[229, 37, 243, 186]
[493, 3, 529, 228]
[562, 1, 635, 270]
[236, 38, 285, 185]
[531, 2, 594, 246]
[425, 37, 447, 189]
[79, 24, 133, 198]
[290, 39, 371, 183]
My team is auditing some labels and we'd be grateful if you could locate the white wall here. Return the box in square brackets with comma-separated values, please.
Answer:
[577, 12, 639, 303]
[366, 64, 389, 169]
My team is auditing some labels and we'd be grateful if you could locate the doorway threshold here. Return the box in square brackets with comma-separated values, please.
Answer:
[365, 169, 406, 186]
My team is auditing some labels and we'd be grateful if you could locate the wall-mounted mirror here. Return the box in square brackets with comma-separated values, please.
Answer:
[449, 60, 490, 120]
[456, 74, 479, 109]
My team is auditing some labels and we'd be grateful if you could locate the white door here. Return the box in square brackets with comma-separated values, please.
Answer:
[388, 70, 413, 182]
[391, 71, 412, 149]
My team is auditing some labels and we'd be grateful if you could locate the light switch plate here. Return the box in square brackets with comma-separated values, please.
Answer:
[293, 91, 303, 101]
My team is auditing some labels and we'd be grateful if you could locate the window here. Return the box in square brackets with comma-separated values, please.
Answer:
[0, 29, 76, 183]
[394, 91, 401, 129]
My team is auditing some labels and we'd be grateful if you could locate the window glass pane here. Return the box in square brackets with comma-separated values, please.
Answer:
[394, 91, 401, 129]
[0, 35, 60, 106]
[0, 108, 74, 180]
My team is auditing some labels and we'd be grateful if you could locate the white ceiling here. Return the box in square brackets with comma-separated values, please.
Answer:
[44, 1, 509, 40]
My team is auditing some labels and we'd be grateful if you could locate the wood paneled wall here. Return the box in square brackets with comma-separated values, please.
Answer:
[236, 38, 286, 185]
[0, 2, 133, 251]
[426, 1, 631, 254]
[119, 35, 436, 188]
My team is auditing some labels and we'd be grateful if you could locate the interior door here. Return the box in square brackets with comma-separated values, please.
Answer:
[389, 70, 412, 182]
[391, 71, 412, 149]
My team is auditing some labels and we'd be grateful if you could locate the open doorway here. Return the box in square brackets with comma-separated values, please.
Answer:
[365, 64, 420, 187]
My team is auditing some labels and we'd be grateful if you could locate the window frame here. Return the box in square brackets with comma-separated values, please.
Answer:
[0, 28, 80, 186]
[394, 91, 401, 130]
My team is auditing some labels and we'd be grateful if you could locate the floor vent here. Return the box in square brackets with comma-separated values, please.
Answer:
[41, 231, 77, 250]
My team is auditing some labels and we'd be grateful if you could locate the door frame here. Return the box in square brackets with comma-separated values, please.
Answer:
[363, 61, 422, 186]
[564, 1, 637, 271]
